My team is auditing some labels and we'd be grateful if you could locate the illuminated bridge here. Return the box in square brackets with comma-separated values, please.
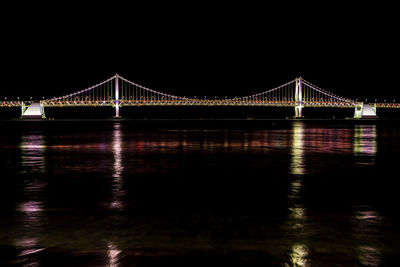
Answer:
[0, 74, 393, 119]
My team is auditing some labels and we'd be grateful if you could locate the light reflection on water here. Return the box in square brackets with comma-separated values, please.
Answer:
[289, 244, 309, 267]
[107, 242, 122, 267]
[290, 122, 305, 175]
[15, 238, 44, 267]
[354, 125, 377, 166]
[15, 195, 44, 267]
[0, 122, 394, 266]
[285, 122, 379, 266]
[287, 122, 309, 266]
[353, 209, 382, 266]
[19, 133, 46, 174]
[16, 131, 47, 267]
[110, 123, 125, 210]
[18, 200, 43, 214]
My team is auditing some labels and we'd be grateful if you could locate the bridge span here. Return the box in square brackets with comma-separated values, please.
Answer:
[0, 74, 390, 119]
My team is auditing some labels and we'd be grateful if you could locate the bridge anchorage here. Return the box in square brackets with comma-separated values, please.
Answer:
[1, 74, 382, 119]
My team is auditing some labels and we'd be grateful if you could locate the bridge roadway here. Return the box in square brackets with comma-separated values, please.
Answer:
[0, 99, 396, 109]
[0, 75, 394, 118]
[0, 99, 388, 108]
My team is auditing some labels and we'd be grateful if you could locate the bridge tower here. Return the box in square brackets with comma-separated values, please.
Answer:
[294, 77, 303, 118]
[114, 74, 120, 118]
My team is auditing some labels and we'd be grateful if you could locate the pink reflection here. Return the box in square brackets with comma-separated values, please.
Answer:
[15, 238, 44, 266]
[110, 123, 125, 210]
[353, 125, 377, 166]
[125, 130, 296, 154]
[107, 242, 121, 267]
[301, 127, 352, 154]
[113, 124, 123, 177]
[17, 132, 46, 266]
[16, 238, 37, 248]
[49, 143, 109, 151]
[353, 209, 381, 266]
[355, 210, 381, 221]
[20, 133, 46, 174]
[18, 201, 43, 213]
[109, 200, 123, 210]
[358, 246, 381, 266]
[354, 125, 377, 155]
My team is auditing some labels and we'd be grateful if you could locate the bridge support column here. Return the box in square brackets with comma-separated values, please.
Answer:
[354, 103, 378, 119]
[295, 105, 302, 118]
[114, 74, 120, 118]
[354, 103, 363, 119]
[20, 101, 28, 118]
[21, 102, 46, 119]
[294, 77, 303, 118]
[40, 102, 46, 119]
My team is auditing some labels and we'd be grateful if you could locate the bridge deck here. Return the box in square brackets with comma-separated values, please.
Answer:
[1, 100, 365, 108]
[0, 75, 396, 110]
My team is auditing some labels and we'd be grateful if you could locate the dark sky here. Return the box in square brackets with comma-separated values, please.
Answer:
[1, 2, 398, 101]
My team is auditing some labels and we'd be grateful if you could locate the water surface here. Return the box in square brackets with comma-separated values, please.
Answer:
[1, 120, 400, 266]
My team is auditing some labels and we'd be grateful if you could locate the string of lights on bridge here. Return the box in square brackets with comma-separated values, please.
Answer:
[0, 75, 398, 108]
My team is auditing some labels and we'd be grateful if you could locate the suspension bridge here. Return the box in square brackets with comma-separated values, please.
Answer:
[0, 74, 393, 119]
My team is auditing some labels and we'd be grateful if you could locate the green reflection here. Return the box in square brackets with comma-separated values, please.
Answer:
[353, 125, 377, 155]
[286, 122, 308, 266]
[290, 122, 305, 175]
[290, 243, 309, 266]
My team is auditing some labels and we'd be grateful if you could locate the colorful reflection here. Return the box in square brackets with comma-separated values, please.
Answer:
[354, 125, 377, 155]
[353, 125, 377, 166]
[287, 122, 309, 265]
[107, 242, 122, 267]
[110, 123, 125, 210]
[290, 243, 309, 266]
[286, 177, 308, 265]
[15, 238, 44, 267]
[123, 130, 292, 154]
[358, 246, 381, 267]
[18, 200, 43, 214]
[303, 127, 353, 154]
[16, 132, 47, 266]
[290, 122, 305, 175]
[19, 132, 46, 174]
[353, 209, 382, 266]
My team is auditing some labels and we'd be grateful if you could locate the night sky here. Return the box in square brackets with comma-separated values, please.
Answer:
[1, 2, 398, 101]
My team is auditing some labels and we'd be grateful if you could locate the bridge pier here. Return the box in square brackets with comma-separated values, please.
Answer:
[353, 103, 363, 118]
[294, 105, 303, 118]
[21, 102, 46, 119]
[21, 101, 28, 118]
[354, 103, 377, 119]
